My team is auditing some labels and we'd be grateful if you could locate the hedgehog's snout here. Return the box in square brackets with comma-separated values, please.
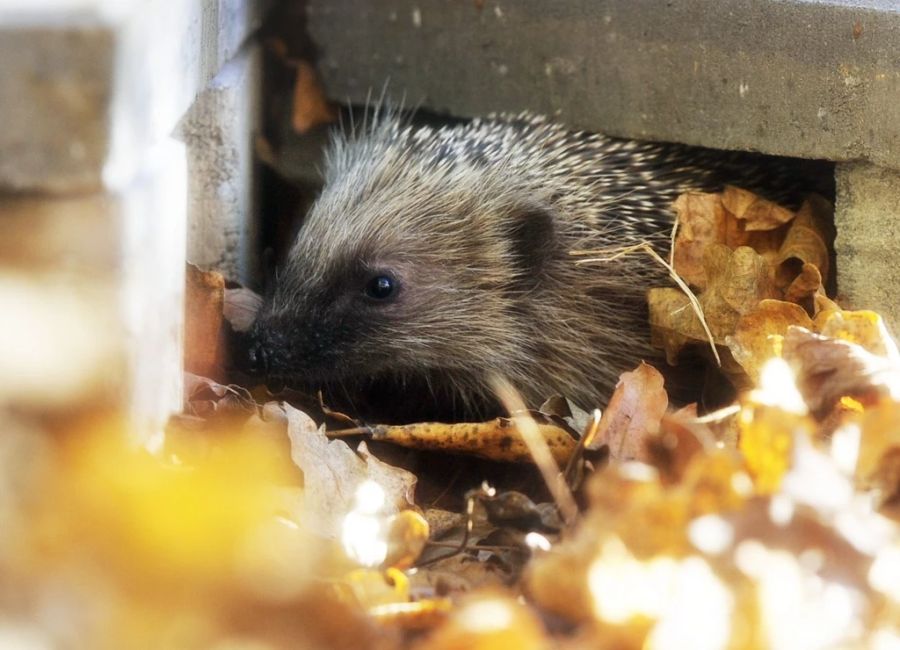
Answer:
[242, 336, 269, 378]
[235, 318, 293, 378]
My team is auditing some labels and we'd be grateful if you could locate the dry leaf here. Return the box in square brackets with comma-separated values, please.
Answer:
[815, 309, 900, 360]
[649, 412, 708, 484]
[383, 510, 430, 570]
[672, 191, 728, 289]
[523, 523, 597, 622]
[782, 262, 823, 304]
[738, 403, 806, 494]
[364, 418, 576, 465]
[721, 185, 794, 231]
[774, 194, 833, 289]
[672, 188, 798, 290]
[710, 245, 778, 316]
[647, 287, 701, 364]
[292, 61, 338, 134]
[422, 508, 467, 540]
[649, 245, 777, 363]
[591, 363, 668, 463]
[682, 451, 749, 515]
[855, 399, 900, 496]
[726, 299, 813, 382]
[224, 287, 263, 332]
[672, 188, 832, 298]
[782, 326, 900, 414]
[185, 264, 225, 378]
[286, 404, 417, 538]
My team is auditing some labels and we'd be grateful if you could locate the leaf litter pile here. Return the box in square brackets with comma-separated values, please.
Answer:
[6, 188, 900, 649]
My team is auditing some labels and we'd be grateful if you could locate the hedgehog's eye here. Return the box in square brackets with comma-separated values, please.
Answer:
[364, 274, 396, 300]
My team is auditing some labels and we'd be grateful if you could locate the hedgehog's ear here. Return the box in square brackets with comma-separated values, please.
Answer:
[505, 202, 558, 283]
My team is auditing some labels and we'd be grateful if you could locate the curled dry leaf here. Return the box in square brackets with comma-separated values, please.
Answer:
[782, 262, 822, 304]
[649, 244, 777, 363]
[774, 195, 833, 288]
[184, 264, 225, 378]
[709, 244, 778, 316]
[815, 308, 900, 360]
[292, 61, 338, 134]
[647, 287, 701, 365]
[782, 326, 900, 415]
[726, 299, 813, 383]
[362, 418, 577, 465]
[671, 191, 728, 289]
[721, 185, 795, 231]
[383, 510, 430, 570]
[662, 188, 834, 383]
[223, 287, 263, 332]
[672, 188, 831, 289]
[590, 362, 668, 463]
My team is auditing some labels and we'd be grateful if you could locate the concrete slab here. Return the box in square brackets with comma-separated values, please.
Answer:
[181, 43, 262, 284]
[835, 162, 900, 332]
[307, 0, 900, 169]
[0, 0, 271, 193]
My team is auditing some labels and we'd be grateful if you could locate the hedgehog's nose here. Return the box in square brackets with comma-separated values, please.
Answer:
[246, 339, 269, 377]
[230, 329, 270, 378]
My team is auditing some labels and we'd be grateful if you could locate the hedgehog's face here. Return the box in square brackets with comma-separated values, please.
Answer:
[248, 211, 558, 392]
[249, 241, 422, 383]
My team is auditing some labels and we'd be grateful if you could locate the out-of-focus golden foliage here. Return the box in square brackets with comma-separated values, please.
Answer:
[9, 188, 900, 649]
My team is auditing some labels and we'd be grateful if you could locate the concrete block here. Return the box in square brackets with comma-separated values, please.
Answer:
[0, 273, 124, 411]
[835, 163, 900, 332]
[0, 192, 126, 411]
[0, 0, 271, 193]
[180, 43, 261, 284]
[307, 0, 900, 168]
[118, 140, 188, 434]
[0, 139, 187, 432]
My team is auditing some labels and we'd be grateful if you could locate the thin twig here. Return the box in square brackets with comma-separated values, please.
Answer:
[416, 489, 479, 567]
[669, 218, 679, 270]
[563, 408, 602, 489]
[491, 376, 580, 527]
[693, 404, 741, 423]
[325, 427, 372, 437]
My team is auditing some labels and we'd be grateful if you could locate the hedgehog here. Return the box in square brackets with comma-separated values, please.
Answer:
[244, 112, 829, 419]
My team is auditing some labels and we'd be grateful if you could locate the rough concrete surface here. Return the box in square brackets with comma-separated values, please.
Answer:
[0, 192, 120, 275]
[307, 0, 900, 168]
[835, 162, 900, 332]
[0, 193, 124, 409]
[0, 27, 114, 193]
[180, 43, 261, 285]
[0, 0, 271, 193]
